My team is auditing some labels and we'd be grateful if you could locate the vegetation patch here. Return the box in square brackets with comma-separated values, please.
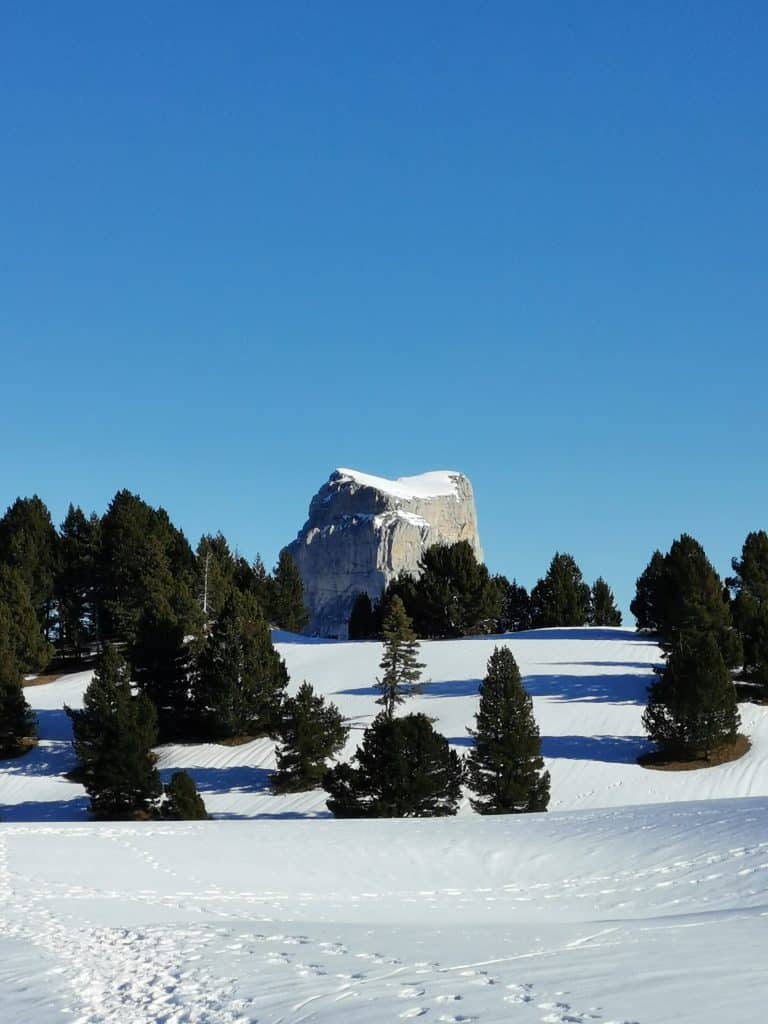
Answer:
[638, 733, 750, 771]
[0, 735, 38, 760]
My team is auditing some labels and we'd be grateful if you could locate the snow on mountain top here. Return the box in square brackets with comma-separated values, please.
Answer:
[334, 467, 463, 500]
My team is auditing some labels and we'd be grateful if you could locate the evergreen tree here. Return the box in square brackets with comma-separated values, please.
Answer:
[729, 531, 768, 686]
[529, 553, 591, 628]
[348, 592, 377, 640]
[589, 578, 622, 626]
[271, 551, 308, 633]
[631, 536, 740, 666]
[412, 541, 501, 638]
[0, 609, 36, 756]
[0, 495, 58, 636]
[131, 611, 193, 739]
[323, 712, 463, 817]
[271, 682, 348, 792]
[630, 550, 668, 632]
[0, 565, 53, 671]
[67, 644, 161, 818]
[493, 576, 532, 633]
[196, 533, 237, 625]
[465, 647, 549, 813]
[56, 505, 101, 659]
[642, 632, 740, 760]
[160, 771, 208, 820]
[192, 590, 288, 739]
[98, 490, 200, 644]
[375, 596, 424, 716]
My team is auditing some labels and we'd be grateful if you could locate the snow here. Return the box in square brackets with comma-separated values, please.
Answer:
[3, 627, 768, 1021]
[335, 468, 463, 500]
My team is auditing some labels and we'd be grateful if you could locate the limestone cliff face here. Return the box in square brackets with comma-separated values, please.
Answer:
[285, 468, 482, 638]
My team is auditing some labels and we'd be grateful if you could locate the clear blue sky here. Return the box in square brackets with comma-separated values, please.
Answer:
[2, 1, 767, 618]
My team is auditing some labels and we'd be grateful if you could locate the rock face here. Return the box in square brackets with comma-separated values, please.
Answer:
[285, 468, 483, 638]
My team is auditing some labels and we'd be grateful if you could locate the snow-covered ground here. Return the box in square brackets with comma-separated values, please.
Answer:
[2, 627, 768, 1022]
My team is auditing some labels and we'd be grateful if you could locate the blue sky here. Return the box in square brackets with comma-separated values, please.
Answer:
[2, 1, 767, 617]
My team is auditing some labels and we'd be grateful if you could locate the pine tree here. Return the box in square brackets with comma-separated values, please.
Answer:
[197, 533, 237, 625]
[323, 712, 463, 817]
[493, 576, 532, 633]
[0, 495, 58, 636]
[589, 578, 622, 626]
[0, 565, 53, 671]
[160, 771, 208, 820]
[729, 531, 768, 686]
[642, 632, 740, 760]
[56, 505, 101, 659]
[632, 536, 741, 666]
[67, 644, 161, 819]
[413, 541, 501, 638]
[131, 611, 193, 739]
[465, 647, 549, 813]
[271, 682, 348, 792]
[348, 592, 377, 640]
[272, 551, 308, 633]
[375, 596, 424, 716]
[192, 590, 288, 739]
[529, 553, 591, 628]
[0, 609, 36, 756]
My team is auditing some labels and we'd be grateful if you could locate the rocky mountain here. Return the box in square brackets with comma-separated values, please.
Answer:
[285, 468, 482, 638]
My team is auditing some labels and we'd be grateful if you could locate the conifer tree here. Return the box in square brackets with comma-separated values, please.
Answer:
[196, 533, 237, 625]
[323, 712, 463, 817]
[0, 495, 58, 636]
[271, 551, 308, 633]
[375, 596, 424, 716]
[413, 541, 501, 638]
[0, 609, 36, 756]
[589, 578, 622, 626]
[465, 647, 549, 813]
[729, 531, 768, 686]
[493, 576, 532, 633]
[67, 644, 161, 819]
[131, 611, 193, 739]
[529, 553, 591, 628]
[630, 550, 668, 632]
[642, 632, 740, 760]
[348, 592, 377, 640]
[56, 505, 101, 658]
[271, 682, 348, 792]
[0, 565, 53, 671]
[160, 771, 208, 820]
[192, 590, 288, 739]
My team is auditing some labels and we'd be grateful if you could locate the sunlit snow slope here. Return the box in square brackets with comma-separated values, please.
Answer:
[3, 628, 768, 821]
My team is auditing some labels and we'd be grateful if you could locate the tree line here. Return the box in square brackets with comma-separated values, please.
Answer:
[348, 541, 622, 640]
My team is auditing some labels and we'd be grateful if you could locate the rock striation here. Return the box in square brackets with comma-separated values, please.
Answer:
[285, 468, 483, 638]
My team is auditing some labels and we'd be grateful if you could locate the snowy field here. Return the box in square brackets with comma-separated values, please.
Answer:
[2, 628, 768, 1022]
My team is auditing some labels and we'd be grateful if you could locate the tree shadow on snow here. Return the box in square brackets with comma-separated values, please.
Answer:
[523, 672, 649, 705]
[541, 734, 651, 764]
[0, 796, 90, 822]
[541, 660, 660, 672]
[161, 765, 273, 795]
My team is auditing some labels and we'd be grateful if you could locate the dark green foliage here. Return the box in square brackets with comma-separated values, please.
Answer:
[0, 495, 58, 635]
[348, 592, 378, 640]
[272, 551, 308, 633]
[271, 682, 348, 792]
[465, 647, 550, 814]
[197, 533, 238, 624]
[67, 644, 161, 819]
[529, 553, 591, 628]
[0, 609, 36, 755]
[98, 490, 200, 644]
[375, 596, 424, 716]
[403, 541, 502, 638]
[492, 576, 532, 633]
[642, 632, 740, 759]
[589, 577, 622, 627]
[0, 565, 53, 671]
[729, 531, 768, 686]
[160, 771, 208, 820]
[631, 536, 741, 666]
[630, 550, 667, 632]
[324, 712, 463, 818]
[56, 505, 101, 659]
[131, 612, 193, 739]
[192, 590, 288, 739]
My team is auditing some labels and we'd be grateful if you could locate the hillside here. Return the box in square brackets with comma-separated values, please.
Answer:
[3, 627, 768, 822]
